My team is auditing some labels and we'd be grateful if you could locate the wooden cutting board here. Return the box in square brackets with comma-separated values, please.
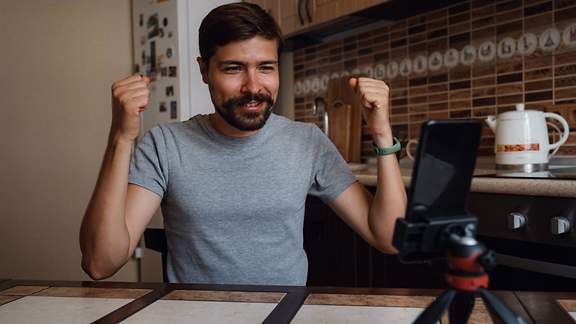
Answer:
[325, 78, 363, 162]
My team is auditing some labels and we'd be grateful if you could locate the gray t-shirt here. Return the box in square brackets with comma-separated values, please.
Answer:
[129, 113, 356, 285]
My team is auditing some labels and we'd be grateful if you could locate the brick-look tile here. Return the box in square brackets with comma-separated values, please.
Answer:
[526, 79, 553, 91]
[525, 68, 553, 80]
[524, 12, 553, 29]
[292, 0, 576, 157]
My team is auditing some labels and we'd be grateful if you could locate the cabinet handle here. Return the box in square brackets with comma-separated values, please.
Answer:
[305, 0, 312, 24]
[297, 0, 305, 26]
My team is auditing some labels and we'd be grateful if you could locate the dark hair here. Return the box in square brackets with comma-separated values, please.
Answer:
[199, 2, 283, 66]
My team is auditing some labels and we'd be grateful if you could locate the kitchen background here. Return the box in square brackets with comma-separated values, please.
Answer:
[291, 0, 576, 159]
[2, 0, 575, 284]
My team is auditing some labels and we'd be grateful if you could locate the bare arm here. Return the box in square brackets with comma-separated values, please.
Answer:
[80, 75, 160, 279]
[328, 141, 406, 253]
[328, 77, 407, 254]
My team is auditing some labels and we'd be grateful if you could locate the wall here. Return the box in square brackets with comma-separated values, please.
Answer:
[293, 0, 576, 158]
[0, 0, 137, 281]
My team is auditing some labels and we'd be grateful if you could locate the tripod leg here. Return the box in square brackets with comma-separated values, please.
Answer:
[414, 289, 456, 324]
[449, 291, 475, 324]
[477, 288, 527, 324]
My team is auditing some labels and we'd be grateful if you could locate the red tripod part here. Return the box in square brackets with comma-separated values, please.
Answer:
[445, 246, 489, 291]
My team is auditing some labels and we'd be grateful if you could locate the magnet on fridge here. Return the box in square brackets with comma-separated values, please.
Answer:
[134, 64, 140, 73]
[166, 86, 174, 96]
[139, 14, 143, 27]
[168, 31, 173, 38]
[147, 14, 162, 39]
[159, 102, 167, 112]
[169, 66, 177, 77]
[163, 17, 168, 27]
[147, 14, 158, 29]
[166, 47, 173, 58]
[161, 67, 168, 77]
[170, 101, 177, 119]
[141, 51, 146, 65]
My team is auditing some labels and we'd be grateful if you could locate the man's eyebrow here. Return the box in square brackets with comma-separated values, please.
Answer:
[219, 60, 244, 66]
[218, 60, 278, 66]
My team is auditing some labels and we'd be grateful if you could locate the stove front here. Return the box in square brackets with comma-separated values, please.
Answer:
[468, 192, 576, 290]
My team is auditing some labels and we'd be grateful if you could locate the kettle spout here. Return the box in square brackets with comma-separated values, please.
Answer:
[485, 115, 497, 133]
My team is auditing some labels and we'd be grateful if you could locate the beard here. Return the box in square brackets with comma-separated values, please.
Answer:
[214, 91, 274, 131]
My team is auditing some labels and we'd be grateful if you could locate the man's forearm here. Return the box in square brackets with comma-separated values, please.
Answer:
[80, 136, 133, 279]
[368, 127, 407, 253]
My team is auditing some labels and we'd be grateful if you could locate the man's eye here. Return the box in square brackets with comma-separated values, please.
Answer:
[224, 66, 242, 72]
[259, 66, 275, 72]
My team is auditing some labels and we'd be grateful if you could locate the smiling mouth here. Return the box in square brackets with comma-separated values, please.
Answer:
[241, 100, 264, 111]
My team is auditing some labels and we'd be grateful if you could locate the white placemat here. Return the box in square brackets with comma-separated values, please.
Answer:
[291, 304, 425, 324]
[122, 300, 276, 323]
[0, 295, 132, 324]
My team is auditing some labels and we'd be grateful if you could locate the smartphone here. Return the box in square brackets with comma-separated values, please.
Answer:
[406, 119, 482, 222]
[393, 119, 482, 262]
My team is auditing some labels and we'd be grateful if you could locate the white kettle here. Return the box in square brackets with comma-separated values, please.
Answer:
[485, 104, 570, 172]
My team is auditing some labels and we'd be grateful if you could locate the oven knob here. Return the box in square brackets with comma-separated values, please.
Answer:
[551, 217, 571, 235]
[507, 212, 526, 230]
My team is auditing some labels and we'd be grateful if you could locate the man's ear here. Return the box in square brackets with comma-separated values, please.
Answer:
[197, 57, 209, 84]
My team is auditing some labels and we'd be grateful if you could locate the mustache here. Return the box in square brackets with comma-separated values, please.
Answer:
[223, 92, 274, 110]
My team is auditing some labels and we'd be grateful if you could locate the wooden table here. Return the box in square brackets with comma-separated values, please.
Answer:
[0, 279, 569, 323]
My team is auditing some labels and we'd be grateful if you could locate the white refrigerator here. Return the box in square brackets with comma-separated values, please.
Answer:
[131, 0, 233, 282]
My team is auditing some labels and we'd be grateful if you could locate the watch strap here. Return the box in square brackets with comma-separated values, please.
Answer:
[372, 137, 401, 156]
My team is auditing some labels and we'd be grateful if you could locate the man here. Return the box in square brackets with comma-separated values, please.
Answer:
[80, 2, 406, 285]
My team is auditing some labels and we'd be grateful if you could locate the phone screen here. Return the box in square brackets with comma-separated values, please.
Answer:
[406, 120, 482, 222]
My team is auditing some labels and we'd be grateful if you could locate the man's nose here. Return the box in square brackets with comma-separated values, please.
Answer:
[241, 70, 262, 94]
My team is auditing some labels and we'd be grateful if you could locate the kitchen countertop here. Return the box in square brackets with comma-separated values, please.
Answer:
[350, 157, 576, 198]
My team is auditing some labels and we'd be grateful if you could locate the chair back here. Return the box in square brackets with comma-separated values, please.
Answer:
[143, 228, 168, 282]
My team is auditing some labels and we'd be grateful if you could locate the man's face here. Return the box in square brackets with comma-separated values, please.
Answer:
[199, 36, 279, 131]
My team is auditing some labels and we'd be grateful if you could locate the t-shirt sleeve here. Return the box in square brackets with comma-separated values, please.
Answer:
[308, 125, 357, 202]
[128, 126, 168, 198]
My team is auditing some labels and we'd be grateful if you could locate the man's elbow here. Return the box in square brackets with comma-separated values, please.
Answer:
[375, 243, 399, 255]
[368, 234, 399, 254]
[81, 257, 117, 280]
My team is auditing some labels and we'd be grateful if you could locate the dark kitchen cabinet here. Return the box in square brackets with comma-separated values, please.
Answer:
[245, 0, 391, 36]
[303, 192, 445, 288]
[304, 195, 357, 286]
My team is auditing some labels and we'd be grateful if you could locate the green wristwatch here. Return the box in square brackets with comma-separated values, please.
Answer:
[372, 137, 401, 156]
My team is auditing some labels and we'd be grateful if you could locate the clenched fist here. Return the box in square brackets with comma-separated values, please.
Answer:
[348, 77, 392, 144]
[110, 74, 152, 143]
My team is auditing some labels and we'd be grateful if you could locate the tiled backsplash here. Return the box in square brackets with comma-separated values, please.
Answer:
[293, 0, 576, 158]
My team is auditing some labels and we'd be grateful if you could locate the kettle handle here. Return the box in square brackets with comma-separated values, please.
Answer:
[544, 112, 570, 151]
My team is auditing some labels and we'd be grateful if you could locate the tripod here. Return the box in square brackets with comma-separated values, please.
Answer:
[413, 233, 527, 324]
